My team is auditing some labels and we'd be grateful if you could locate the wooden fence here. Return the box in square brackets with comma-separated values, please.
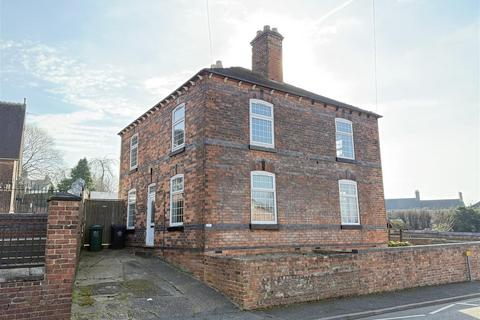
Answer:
[83, 199, 125, 247]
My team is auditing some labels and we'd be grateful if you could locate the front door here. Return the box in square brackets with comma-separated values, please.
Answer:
[145, 184, 155, 247]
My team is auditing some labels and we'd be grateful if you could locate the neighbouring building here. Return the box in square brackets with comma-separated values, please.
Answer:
[118, 26, 388, 274]
[0, 100, 26, 213]
[386, 190, 465, 212]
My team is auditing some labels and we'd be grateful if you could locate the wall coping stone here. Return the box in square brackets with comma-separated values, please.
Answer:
[48, 192, 82, 202]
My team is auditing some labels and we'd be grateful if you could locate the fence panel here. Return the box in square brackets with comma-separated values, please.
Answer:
[83, 199, 125, 246]
[0, 213, 48, 269]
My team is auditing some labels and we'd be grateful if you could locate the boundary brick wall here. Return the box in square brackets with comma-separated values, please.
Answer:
[203, 242, 480, 310]
[0, 197, 82, 319]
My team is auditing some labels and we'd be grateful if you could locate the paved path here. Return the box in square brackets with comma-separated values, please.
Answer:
[72, 249, 263, 320]
[72, 249, 480, 320]
[361, 297, 480, 319]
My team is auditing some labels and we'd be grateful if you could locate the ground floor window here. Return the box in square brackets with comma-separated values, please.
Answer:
[251, 171, 277, 224]
[170, 174, 184, 226]
[127, 189, 136, 229]
[338, 180, 360, 225]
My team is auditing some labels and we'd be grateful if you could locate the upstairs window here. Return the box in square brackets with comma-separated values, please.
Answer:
[250, 99, 274, 148]
[335, 118, 355, 160]
[170, 174, 184, 226]
[338, 180, 360, 225]
[251, 171, 277, 224]
[130, 134, 138, 170]
[127, 189, 136, 229]
[172, 104, 185, 151]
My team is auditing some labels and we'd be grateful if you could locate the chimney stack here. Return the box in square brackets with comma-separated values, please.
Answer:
[250, 25, 284, 82]
[459, 192, 463, 202]
[415, 190, 420, 201]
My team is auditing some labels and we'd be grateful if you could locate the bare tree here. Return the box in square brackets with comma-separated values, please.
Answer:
[22, 125, 65, 184]
[89, 157, 118, 192]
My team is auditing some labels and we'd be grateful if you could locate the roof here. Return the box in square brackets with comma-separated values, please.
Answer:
[385, 198, 464, 211]
[119, 67, 381, 135]
[209, 67, 381, 117]
[0, 101, 26, 160]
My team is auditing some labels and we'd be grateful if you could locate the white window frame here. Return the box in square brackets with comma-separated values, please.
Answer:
[250, 171, 277, 224]
[338, 179, 360, 225]
[335, 118, 355, 160]
[169, 174, 184, 227]
[130, 133, 139, 170]
[249, 99, 275, 148]
[127, 189, 136, 230]
[171, 103, 185, 152]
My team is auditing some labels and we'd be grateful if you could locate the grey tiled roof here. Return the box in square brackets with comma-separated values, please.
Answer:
[119, 66, 381, 134]
[0, 101, 26, 159]
[207, 67, 381, 118]
[386, 198, 464, 211]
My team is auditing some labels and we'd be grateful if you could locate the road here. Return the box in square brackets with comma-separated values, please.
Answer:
[361, 297, 480, 320]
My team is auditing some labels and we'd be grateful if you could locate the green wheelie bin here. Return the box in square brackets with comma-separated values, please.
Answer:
[89, 224, 103, 251]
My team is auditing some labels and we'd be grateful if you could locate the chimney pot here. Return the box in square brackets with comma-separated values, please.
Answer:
[251, 25, 284, 82]
[459, 192, 463, 202]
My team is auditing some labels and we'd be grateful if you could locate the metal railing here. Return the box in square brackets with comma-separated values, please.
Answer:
[0, 182, 55, 214]
[0, 213, 48, 269]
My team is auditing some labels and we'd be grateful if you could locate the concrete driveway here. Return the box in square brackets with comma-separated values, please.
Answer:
[72, 249, 264, 320]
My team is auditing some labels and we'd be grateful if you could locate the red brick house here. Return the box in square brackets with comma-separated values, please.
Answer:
[118, 26, 388, 273]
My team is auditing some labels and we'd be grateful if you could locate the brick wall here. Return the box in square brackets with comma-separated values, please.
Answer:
[0, 160, 14, 183]
[0, 196, 82, 319]
[203, 242, 480, 309]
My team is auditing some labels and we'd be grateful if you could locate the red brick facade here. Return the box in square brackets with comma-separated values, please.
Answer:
[0, 198, 82, 319]
[118, 27, 388, 273]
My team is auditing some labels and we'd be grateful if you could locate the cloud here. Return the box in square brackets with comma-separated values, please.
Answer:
[1, 40, 144, 118]
[144, 70, 195, 97]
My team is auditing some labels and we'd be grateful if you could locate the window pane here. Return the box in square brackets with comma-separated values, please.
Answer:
[173, 121, 185, 147]
[130, 146, 138, 167]
[252, 175, 273, 189]
[339, 182, 359, 224]
[131, 135, 138, 146]
[251, 103, 272, 117]
[336, 121, 352, 133]
[172, 177, 184, 192]
[251, 190, 275, 222]
[252, 118, 272, 144]
[173, 106, 185, 122]
[340, 183, 356, 196]
[336, 132, 354, 158]
[171, 193, 184, 223]
[128, 191, 136, 203]
[128, 203, 136, 227]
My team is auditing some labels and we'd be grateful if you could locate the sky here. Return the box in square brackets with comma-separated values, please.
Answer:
[0, 0, 479, 204]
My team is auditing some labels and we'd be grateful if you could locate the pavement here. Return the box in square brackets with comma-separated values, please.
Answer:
[72, 249, 480, 320]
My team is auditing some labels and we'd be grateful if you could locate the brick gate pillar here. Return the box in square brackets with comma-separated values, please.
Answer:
[44, 193, 82, 320]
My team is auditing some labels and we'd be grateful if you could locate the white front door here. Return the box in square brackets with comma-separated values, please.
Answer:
[146, 184, 156, 247]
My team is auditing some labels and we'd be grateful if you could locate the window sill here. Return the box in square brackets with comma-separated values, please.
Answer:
[167, 225, 184, 232]
[129, 167, 138, 174]
[249, 145, 276, 153]
[170, 146, 185, 157]
[250, 223, 279, 230]
[340, 224, 362, 230]
[336, 157, 357, 164]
